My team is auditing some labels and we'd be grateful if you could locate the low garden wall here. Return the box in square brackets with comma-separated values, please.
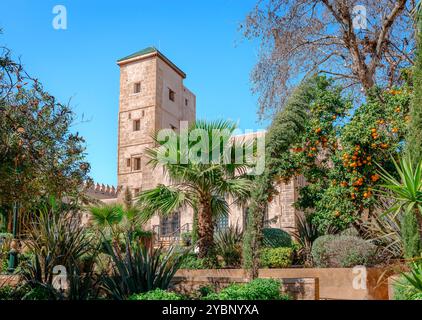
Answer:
[173, 268, 393, 300]
[2, 268, 392, 300]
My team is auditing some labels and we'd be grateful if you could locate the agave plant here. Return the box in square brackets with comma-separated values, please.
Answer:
[101, 237, 187, 300]
[377, 156, 422, 258]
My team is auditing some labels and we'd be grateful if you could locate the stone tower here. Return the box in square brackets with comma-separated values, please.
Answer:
[115, 47, 299, 235]
[116, 47, 196, 200]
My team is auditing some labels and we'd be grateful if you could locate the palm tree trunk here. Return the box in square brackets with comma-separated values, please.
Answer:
[197, 199, 214, 259]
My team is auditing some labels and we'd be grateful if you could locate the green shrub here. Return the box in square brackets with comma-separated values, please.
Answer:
[340, 227, 359, 237]
[262, 228, 292, 248]
[311, 235, 377, 267]
[1, 258, 8, 273]
[0, 284, 33, 300]
[0, 285, 14, 300]
[204, 278, 290, 300]
[260, 247, 293, 268]
[179, 253, 207, 269]
[181, 232, 192, 246]
[129, 288, 183, 300]
[21, 285, 56, 300]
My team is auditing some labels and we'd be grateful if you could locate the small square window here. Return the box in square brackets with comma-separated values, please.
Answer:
[141, 110, 145, 117]
[134, 82, 141, 94]
[126, 158, 131, 167]
[170, 124, 177, 130]
[134, 188, 140, 196]
[133, 119, 141, 131]
[169, 88, 175, 102]
[185, 98, 188, 106]
[133, 157, 141, 171]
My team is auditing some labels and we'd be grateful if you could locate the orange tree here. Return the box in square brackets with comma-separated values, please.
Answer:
[264, 78, 411, 233]
[243, 75, 411, 276]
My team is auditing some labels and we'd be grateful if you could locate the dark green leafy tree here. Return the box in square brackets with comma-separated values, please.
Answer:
[0, 42, 90, 232]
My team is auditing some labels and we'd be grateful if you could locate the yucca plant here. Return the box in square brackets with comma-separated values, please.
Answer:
[359, 195, 403, 260]
[377, 155, 422, 258]
[20, 197, 99, 299]
[101, 237, 187, 300]
[291, 213, 319, 266]
[214, 224, 243, 267]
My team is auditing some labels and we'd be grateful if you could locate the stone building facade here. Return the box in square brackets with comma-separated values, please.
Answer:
[96, 47, 302, 237]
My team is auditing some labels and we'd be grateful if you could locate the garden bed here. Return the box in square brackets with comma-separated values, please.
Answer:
[173, 268, 393, 300]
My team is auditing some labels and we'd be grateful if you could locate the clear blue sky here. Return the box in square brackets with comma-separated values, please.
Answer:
[0, 0, 266, 186]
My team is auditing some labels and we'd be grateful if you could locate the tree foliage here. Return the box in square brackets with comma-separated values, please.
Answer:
[243, 75, 412, 276]
[137, 120, 252, 260]
[242, 0, 415, 118]
[243, 76, 323, 276]
[0, 43, 90, 231]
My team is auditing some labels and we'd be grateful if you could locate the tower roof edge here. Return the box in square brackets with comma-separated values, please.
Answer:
[117, 47, 186, 78]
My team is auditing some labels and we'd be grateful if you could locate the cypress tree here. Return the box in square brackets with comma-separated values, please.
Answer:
[406, 16, 422, 163]
[402, 15, 422, 259]
[402, 210, 422, 259]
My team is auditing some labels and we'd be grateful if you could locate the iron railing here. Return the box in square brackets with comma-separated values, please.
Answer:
[152, 223, 191, 247]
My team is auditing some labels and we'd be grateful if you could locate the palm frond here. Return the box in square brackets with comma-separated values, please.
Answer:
[137, 184, 192, 222]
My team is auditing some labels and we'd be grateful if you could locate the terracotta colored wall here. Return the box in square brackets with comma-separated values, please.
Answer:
[175, 268, 392, 300]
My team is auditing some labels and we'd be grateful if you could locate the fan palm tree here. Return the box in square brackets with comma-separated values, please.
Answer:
[137, 120, 253, 259]
[377, 156, 422, 257]
[89, 203, 144, 241]
[89, 204, 124, 239]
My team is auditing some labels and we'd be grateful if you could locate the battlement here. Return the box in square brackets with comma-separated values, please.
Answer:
[84, 181, 120, 199]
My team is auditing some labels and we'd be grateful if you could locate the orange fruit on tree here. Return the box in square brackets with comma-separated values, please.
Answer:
[371, 174, 380, 182]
